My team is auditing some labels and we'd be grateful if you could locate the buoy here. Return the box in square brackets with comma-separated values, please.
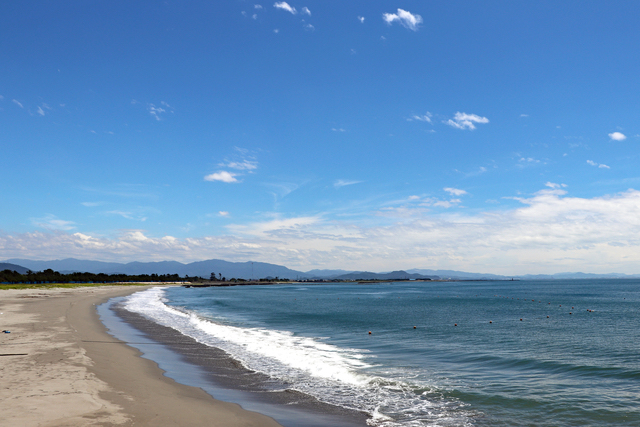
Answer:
[454, 323, 457, 326]
[547, 316, 549, 318]
[489, 321, 492, 323]
[569, 312, 572, 315]
[368, 331, 372, 335]
[413, 326, 417, 329]
[572, 307, 574, 309]
[520, 318, 523, 321]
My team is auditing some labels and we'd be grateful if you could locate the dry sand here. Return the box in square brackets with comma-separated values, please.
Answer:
[0, 286, 283, 427]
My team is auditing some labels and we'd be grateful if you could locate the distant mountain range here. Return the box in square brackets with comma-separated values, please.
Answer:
[0, 262, 30, 275]
[3, 258, 640, 281]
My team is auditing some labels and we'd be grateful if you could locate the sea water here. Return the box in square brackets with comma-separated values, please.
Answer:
[120, 280, 640, 426]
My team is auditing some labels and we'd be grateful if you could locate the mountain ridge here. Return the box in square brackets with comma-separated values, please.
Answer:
[3, 258, 640, 281]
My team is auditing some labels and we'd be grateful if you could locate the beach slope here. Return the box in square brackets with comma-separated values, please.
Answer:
[0, 286, 282, 427]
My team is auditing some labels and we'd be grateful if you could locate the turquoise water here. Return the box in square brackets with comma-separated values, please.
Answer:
[123, 280, 640, 426]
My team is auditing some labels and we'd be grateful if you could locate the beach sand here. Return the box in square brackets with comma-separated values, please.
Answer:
[0, 286, 283, 427]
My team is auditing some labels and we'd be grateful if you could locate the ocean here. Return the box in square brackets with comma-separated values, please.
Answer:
[101, 279, 640, 426]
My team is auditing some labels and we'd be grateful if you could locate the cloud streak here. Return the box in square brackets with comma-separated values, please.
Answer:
[445, 112, 489, 130]
[6, 186, 640, 274]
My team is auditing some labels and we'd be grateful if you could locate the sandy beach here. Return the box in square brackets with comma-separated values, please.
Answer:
[0, 286, 283, 427]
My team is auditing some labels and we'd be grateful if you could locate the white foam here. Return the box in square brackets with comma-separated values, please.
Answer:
[123, 287, 473, 426]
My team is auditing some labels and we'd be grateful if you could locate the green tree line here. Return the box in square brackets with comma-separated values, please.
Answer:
[0, 269, 204, 284]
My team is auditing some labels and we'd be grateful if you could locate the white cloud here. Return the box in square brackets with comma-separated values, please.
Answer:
[334, 179, 362, 188]
[358, 16, 365, 23]
[383, 9, 422, 31]
[274, 29, 280, 33]
[608, 132, 626, 141]
[219, 211, 230, 217]
[587, 160, 610, 169]
[12, 99, 24, 108]
[106, 210, 148, 221]
[301, 6, 310, 15]
[445, 112, 489, 130]
[31, 215, 76, 231]
[204, 171, 239, 183]
[7, 187, 640, 274]
[304, 23, 315, 31]
[331, 127, 346, 132]
[147, 102, 173, 121]
[274, 2, 296, 14]
[37, 106, 45, 116]
[255, 4, 263, 9]
[444, 187, 467, 196]
[220, 160, 258, 171]
[408, 112, 432, 123]
[520, 114, 529, 117]
[544, 182, 567, 190]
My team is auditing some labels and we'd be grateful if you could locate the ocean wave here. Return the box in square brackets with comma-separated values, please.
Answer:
[123, 287, 473, 427]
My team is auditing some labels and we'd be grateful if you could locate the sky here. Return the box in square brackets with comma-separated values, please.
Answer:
[2, 1, 640, 274]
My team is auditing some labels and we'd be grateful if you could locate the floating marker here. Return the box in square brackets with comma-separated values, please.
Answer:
[454, 323, 457, 326]
[368, 331, 372, 335]
[413, 326, 417, 329]
[489, 321, 492, 324]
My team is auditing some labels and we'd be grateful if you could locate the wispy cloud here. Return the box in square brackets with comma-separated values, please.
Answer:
[274, 1, 296, 14]
[219, 159, 258, 171]
[587, 160, 610, 169]
[408, 112, 432, 123]
[357, 16, 365, 23]
[7, 187, 640, 273]
[147, 101, 173, 121]
[204, 171, 239, 183]
[219, 211, 230, 217]
[444, 187, 467, 196]
[106, 210, 148, 222]
[31, 214, 76, 231]
[301, 6, 310, 16]
[445, 112, 489, 130]
[383, 9, 422, 31]
[37, 106, 45, 116]
[12, 99, 24, 108]
[334, 179, 362, 188]
[608, 132, 626, 141]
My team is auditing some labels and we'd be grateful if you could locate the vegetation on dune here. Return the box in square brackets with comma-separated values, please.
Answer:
[0, 268, 201, 289]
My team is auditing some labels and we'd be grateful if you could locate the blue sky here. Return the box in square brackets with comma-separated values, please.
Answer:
[2, 1, 640, 274]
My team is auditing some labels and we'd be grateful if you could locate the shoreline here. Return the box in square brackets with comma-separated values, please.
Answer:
[106, 293, 369, 427]
[0, 285, 283, 426]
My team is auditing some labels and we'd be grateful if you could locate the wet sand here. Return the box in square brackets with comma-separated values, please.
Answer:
[0, 286, 283, 426]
